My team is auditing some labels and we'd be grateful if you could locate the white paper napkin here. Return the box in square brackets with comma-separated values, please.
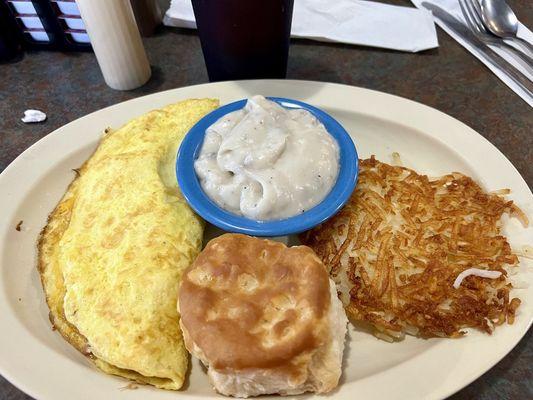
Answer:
[411, 0, 533, 107]
[164, 0, 438, 53]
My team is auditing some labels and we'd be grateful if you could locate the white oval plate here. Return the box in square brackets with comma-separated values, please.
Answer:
[0, 80, 531, 400]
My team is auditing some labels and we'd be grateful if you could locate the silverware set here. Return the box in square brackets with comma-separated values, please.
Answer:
[422, 0, 533, 100]
[459, 0, 533, 68]
[479, 0, 533, 56]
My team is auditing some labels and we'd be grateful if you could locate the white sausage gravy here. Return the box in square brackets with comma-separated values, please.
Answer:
[194, 95, 339, 220]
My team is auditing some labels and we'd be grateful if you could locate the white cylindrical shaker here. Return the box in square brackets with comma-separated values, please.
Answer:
[77, 0, 151, 90]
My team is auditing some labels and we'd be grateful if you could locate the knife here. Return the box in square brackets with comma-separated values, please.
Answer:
[421, 2, 533, 100]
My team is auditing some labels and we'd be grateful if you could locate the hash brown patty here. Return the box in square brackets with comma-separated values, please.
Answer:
[301, 156, 526, 340]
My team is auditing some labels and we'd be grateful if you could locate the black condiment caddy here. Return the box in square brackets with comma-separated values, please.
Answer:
[0, 0, 92, 53]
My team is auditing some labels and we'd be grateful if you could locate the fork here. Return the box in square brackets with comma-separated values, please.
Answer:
[459, 0, 533, 72]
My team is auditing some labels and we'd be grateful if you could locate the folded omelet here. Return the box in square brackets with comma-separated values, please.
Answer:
[38, 99, 219, 389]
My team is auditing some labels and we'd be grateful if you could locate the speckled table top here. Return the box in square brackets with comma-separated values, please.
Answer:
[0, 0, 531, 399]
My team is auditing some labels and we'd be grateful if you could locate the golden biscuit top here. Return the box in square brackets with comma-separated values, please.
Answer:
[179, 234, 331, 372]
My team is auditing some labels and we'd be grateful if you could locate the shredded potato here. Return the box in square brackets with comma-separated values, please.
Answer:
[301, 156, 525, 339]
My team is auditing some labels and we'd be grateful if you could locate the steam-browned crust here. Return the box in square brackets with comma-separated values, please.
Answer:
[179, 234, 331, 373]
[301, 156, 526, 339]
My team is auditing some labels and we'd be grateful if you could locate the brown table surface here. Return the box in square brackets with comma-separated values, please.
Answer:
[0, 1, 531, 399]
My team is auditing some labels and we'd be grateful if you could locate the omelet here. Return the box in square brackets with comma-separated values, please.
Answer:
[38, 99, 219, 389]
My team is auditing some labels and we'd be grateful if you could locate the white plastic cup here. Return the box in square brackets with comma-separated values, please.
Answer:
[76, 0, 151, 90]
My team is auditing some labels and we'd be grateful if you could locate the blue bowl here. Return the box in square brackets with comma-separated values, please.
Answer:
[176, 97, 358, 237]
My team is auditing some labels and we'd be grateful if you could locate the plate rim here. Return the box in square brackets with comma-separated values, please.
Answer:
[0, 79, 531, 400]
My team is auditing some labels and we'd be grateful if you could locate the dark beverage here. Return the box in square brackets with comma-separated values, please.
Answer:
[191, 0, 294, 81]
